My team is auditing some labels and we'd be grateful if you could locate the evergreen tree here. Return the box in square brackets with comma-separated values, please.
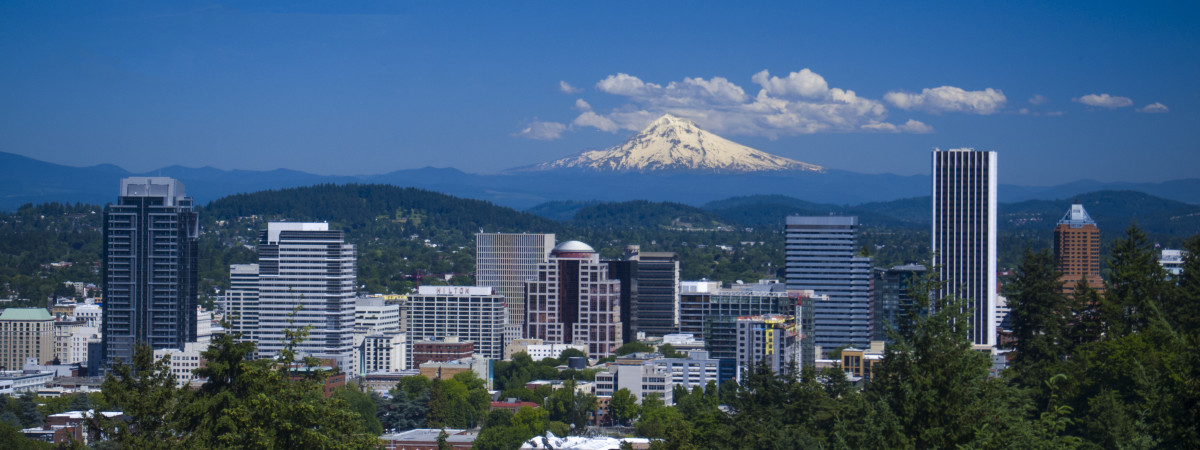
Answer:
[1166, 234, 1200, 334]
[1005, 248, 1071, 390]
[1104, 223, 1170, 336]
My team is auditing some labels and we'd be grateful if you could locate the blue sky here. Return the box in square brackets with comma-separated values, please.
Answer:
[1, 1, 1196, 185]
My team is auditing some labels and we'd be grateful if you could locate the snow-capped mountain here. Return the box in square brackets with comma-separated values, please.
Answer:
[526, 114, 825, 173]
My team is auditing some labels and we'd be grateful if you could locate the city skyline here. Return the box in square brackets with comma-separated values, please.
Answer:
[1, 2, 1197, 186]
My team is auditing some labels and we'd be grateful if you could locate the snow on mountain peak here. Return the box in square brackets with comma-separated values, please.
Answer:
[531, 114, 825, 173]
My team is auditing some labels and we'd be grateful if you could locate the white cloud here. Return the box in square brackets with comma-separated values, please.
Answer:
[1073, 93, 1133, 108]
[572, 111, 619, 132]
[752, 69, 829, 98]
[514, 120, 567, 140]
[1136, 102, 1169, 113]
[884, 86, 1006, 114]
[559, 81, 582, 94]
[861, 119, 934, 134]
[1029, 94, 1048, 105]
[596, 73, 661, 97]
[574, 99, 591, 111]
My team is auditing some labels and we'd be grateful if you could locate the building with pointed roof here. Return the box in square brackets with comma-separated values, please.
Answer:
[1054, 204, 1105, 295]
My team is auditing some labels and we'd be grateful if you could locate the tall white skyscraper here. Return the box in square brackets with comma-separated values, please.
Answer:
[475, 233, 555, 343]
[932, 148, 998, 347]
[255, 223, 358, 372]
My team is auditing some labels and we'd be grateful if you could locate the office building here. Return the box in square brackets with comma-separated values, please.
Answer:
[102, 177, 199, 366]
[355, 297, 401, 335]
[406, 286, 505, 364]
[652, 350, 721, 391]
[735, 314, 799, 380]
[785, 216, 873, 353]
[932, 148, 998, 347]
[475, 233, 555, 344]
[526, 241, 623, 358]
[872, 264, 926, 341]
[0, 308, 55, 370]
[1054, 204, 1105, 294]
[625, 246, 680, 338]
[255, 222, 357, 373]
[678, 283, 810, 381]
[412, 337, 474, 367]
[54, 320, 98, 366]
[360, 333, 407, 374]
[594, 353, 675, 405]
[221, 264, 260, 343]
[604, 256, 638, 343]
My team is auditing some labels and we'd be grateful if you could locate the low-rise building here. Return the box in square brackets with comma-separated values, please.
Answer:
[594, 353, 674, 405]
[840, 342, 885, 381]
[505, 339, 587, 362]
[412, 337, 474, 367]
[381, 428, 477, 450]
[652, 350, 720, 391]
[418, 356, 491, 388]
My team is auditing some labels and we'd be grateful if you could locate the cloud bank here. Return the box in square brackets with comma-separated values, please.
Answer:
[514, 120, 567, 140]
[883, 86, 1007, 114]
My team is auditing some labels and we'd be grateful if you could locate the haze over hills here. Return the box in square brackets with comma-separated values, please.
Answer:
[3, 147, 1199, 211]
[513, 114, 825, 173]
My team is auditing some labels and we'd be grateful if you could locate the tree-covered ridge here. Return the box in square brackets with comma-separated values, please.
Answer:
[568, 200, 732, 230]
[0, 203, 102, 305]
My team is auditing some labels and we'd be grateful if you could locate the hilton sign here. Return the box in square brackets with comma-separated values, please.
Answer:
[417, 286, 493, 296]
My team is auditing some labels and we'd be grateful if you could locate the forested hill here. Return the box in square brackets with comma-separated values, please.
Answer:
[203, 184, 562, 235]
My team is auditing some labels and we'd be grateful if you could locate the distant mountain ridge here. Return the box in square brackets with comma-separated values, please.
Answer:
[515, 114, 824, 173]
[3, 151, 1199, 211]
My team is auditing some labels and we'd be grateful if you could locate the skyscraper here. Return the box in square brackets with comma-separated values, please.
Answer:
[785, 216, 873, 352]
[871, 264, 926, 342]
[255, 222, 357, 372]
[102, 177, 198, 366]
[1054, 204, 1104, 295]
[932, 148, 998, 347]
[475, 233, 555, 343]
[406, 286, 506, 365]
[525, 241, 622, 357]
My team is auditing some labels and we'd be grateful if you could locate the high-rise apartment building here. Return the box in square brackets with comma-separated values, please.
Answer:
[406, 286, 505, 365]
[526, 241, 623, 358]
[475, 233, 555, 343]
[0, 308, 55, 370]
[255, 223, 357, 373]
[102, 177, 199, 366]
[222, 264, 260, 344]
[785, 216, 873, 352]
[932, 148, 998, 347]
[1054, 204, 1104, 294]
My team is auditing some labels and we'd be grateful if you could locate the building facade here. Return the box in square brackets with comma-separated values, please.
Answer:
[594, 353, 675, 405]
[932, 148, 998, 347]
[0, 309, 55, 370]
[735, 314, 799, 380]
[475, 233, 555, 344]
[102, 177, 199, 366]
[255, 222, 357, 373]
[222, 263, 260, 343]
[652, 350, 720, 391]
[786, 216, 873, 352]
[1054, 204, 1105, 294]
[412, 338, 474, 367]
[628, 247, 680, 338]
[526, 241, 623, 358]
[677, 284, 809, 381]
[405, 286, 505, 365]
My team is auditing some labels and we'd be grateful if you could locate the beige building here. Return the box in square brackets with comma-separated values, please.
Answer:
[0, 308, 56, 370]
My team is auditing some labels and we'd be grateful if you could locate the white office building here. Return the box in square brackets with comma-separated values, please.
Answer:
[653, 350, 720, 391]
[255, 222, 358, 374]
[222, 264, 260, 344]
[475, 233, 555, 344]
[932, 148, 998, 347]
[594, 353, 675, 405]
[405, 286, 505, 367]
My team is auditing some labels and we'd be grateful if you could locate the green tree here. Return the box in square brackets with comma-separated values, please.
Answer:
[1167, 234, 1200, 333]
[1103, 223, 1170, 336]
[1005, 248, 1070, 392]
[608, 388, 640, 426]
[97, 345, 187, 449]
[333, 384, 383, 435]
[547, 379, 597, 433]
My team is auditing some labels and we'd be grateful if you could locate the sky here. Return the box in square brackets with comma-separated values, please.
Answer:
[1, 1, 1197, 185]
